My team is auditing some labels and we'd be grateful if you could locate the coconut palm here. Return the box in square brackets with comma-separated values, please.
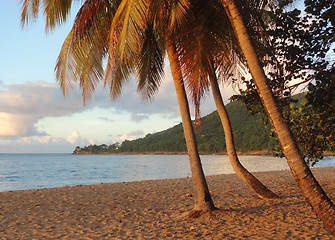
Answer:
[20, 1, 335, 233]
[220, 0, 335, 235]
[174, 0, 278, 199]
[21, 0, 216, 213]
[167, 43, 215, 212]
[107, 0, 216, 212]
[108, 0, 278, 208]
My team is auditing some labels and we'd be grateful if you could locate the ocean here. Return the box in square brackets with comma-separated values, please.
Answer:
[0, 154, 334, 192]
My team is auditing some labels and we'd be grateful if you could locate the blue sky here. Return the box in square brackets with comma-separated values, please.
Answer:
[0, 1, 240, 153]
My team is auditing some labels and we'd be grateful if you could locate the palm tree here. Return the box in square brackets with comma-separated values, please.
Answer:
[167, 43, 215, 212]
[220, 0, 335, 235]
[21, 0, 216, 213]
[21, 2, 335, 233]
[209, 70, 279, 199]
[175, 0, 279, 199]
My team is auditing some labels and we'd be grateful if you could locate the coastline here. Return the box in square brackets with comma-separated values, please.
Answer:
[0, 167, 334, 239]
[72, 150, 334, 156]
[72, 150, 274, 155]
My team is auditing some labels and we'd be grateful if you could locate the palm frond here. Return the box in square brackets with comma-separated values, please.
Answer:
[74, 38, 104, 103]
[20, 0, 40, 27]
[55, 29, 76, 96]
[42, 0, 74, 32]
[105, 0, 151, 99]
[55, 0, 111, 102]
[109, 0, 149, 60]
[168, 0, 190, 28]
[72, 0, 101, 38]
[20, 0, 78, 32]
[105, 20, 131, 100]
[172, 0, 246, 127]
[137, 24, 165, 100]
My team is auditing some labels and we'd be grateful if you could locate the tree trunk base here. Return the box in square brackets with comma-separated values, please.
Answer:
[178, 208, 219, 220]
[255, 190, 280, 200]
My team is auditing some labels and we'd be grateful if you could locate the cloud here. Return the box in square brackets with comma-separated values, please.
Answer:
[131, 113, 150, 122]
[0, 66, 223, 139]
[108, 130, 145, 143]
[65, 131, 93, 147]
[66, 131, 80, 144]
[0, 81, 88, 137]
[128, 130, 145, 136]
[0, 77, 182, 138]
[99, 117, 114, 122]
[38, 136, 51, 144]
[99, 70, 182, 121]
[0, 63, 236, 153]
[0, 112, 46, 137]
[0, 135, 76, 153]
[118, 133, 134, 142]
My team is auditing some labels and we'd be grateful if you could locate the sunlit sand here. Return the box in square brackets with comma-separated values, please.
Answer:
[0, 167, 334, 239]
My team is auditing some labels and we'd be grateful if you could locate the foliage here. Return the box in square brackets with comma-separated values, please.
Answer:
[73, 143, 121, 154]
[273, 94, 335, 166]
[231, 1, 335, 165]
[73, 100, 277, 154]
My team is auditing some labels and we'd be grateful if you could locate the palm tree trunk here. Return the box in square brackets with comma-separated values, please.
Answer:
[209, 69, 279, 199]
[167, 43, 216, 212]
[221, 0, 335, 235]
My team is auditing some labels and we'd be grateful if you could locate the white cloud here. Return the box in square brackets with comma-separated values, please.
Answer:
[0, 134, 80, 153]
[0, 112, 41, 137]
[0, 63, 237, 153]
[118, 133, 135, 142]
[0, 69, 227, 139]
[20, 137, 32, 145]
[0, 81, 86, 138]
[38, 136, 51, 144]
[66, 131, 80, 144]
[65, 131, 93, 147]
[0, 78, 182, 139]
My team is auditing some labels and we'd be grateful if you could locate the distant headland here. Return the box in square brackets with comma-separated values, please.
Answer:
[73, 100, 277, 155]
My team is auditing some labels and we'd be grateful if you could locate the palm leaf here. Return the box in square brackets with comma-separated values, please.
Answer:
[168, 0, 190, 28]
[55, 0, 111, 101]
[137, 24, 165, 100]
[42, 0, 74, 32]
[20, 0, 77, 31]
[20, 0, 40, 27]
[55, 29, 76, 96]
[109, 0, 148, 60]
[105, 0, 150, 99]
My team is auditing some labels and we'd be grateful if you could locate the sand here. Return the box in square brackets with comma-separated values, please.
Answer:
[0, 167, 334, 239]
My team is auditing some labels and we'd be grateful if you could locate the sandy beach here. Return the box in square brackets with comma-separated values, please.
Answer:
[0, 167, 334, 239]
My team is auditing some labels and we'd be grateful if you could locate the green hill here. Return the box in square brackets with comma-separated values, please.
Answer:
[120, 100, 276, 154]
[74, 100, 277, 154]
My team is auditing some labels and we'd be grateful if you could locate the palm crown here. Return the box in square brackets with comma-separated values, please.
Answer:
[20, 0, 263, 105]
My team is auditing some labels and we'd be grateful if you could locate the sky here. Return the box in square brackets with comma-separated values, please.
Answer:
[0, 1, 239, 153]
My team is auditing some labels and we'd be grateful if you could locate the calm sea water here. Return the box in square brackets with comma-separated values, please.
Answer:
[0, 154, 334, 192]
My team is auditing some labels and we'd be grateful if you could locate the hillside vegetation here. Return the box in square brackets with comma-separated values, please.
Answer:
[74, 100, 277, 154]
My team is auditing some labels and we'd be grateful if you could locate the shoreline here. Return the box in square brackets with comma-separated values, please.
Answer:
[72, 151, 334, 156]
[0, 167, 334, 239]
[72, 151, 275, 155]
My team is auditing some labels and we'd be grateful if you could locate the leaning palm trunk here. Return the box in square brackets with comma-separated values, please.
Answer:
[167, 43, 216, 212]
[221, 0, 335, 235]
[209, 70, 279, 199]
